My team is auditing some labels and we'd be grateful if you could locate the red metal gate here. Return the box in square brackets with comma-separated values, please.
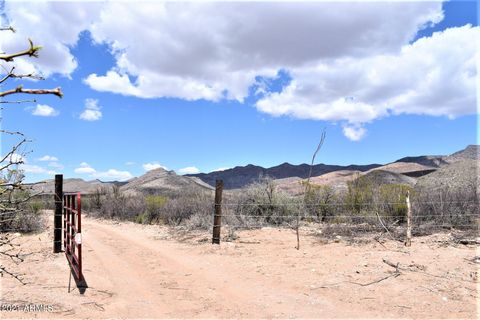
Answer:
[63, 192, 83, 282]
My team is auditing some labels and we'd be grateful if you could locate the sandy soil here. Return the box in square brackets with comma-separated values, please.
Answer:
[1, 213, 478, 319]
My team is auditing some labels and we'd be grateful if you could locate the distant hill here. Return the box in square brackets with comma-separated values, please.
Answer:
[120, 168, 213, 196]
[31, 178, 114, 195]
[415, 159, 479, 193]
[370, 162, 436, 174]
[359, 169, 417, 186]
[394, 155, 448, 168]
[446, 144, 479, 162]
[275, 170, 361, 195]
[187, 162, 381, 189]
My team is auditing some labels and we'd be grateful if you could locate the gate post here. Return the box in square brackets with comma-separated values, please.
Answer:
[212, 179, 223, 244]
[53, 174, 63, 253]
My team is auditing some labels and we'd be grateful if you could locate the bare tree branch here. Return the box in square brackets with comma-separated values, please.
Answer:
[0, 85, 63, 98]
[0, 66, 45, 84]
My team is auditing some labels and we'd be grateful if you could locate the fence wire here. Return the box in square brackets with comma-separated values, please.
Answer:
[214, 200, 479, 233]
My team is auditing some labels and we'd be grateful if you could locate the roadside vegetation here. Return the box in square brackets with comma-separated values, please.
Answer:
[76, 172, 478, 242]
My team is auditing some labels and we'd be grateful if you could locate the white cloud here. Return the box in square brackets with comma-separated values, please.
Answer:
[212, 167, 231, 172]
[143, 162, 168, 171]
[79, 2, 443, 102]
[178, 166, 200, 175]
[256, 25, 478, 140]
[74, 162, 96, 174]
[74, 162, 132, 181]
[342, 124, 367, 142]
[0, 2, 101, 77]
[5, 2, 476, 141]
[82, 2, 444, 102]
[31, 104, 59, 117]
[38, 155, 58, 162]
[91, 169, 133, 182]
[79, 98, 102, 121]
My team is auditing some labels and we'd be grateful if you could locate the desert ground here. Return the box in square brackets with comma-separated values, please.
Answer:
[1, 212, 478, 319]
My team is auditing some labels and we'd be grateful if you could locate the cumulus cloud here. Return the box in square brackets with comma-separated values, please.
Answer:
[79, 98, 102, 121]
[91, 169, 133, 181]
[38, 155, 58, 162]
[31, 104, 59, 117]
[4, 1, 476, 141]
[0, 2, 101, 77]
[211, 167, 231, 172]
[342, 124, 367, 142]
[256, 25, 478, 140]
[81, 2, 443, 103]
[178, 166, 200, 175]
[143, 162, 168, 171]
[74, 162, 132, 181]
[74, 162, 96, 174]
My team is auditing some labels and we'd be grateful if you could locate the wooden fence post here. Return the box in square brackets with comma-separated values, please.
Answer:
[405, 190, 412, 247]
[53, 174, 63, 253]
[212, 179, 223, 244]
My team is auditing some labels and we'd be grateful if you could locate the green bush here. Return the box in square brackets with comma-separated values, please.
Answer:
[302, 182, 337, 221]
[376, 184, 412, 222]
[345, 174, 375, 214]
[143, 195, 167, 224]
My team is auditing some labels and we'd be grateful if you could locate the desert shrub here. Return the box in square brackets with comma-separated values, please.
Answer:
[89, 185, 212, 228]
[90, 186, 109, 211]
[413, 182, 479, 230]
[0, 190, 45, 233]
[140, 195, 168, 224]
[183, 211, 212, 230]
[92, 186, 146, 221]
[302, 182, 337, 221]
[374, 184, 412, 223]
[229, 177, 301, 228]
[157, 190, 212, 226]
[344, 174, 375, 214]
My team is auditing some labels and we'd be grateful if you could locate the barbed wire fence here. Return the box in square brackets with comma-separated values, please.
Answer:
[210, 180, 479, 246]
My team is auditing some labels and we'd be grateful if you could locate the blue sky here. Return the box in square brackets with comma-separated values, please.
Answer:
[0, 0, 477, 182]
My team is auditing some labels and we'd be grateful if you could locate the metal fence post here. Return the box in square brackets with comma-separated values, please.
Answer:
[212, 179, 223, 244]
[53, 174, 63, 253]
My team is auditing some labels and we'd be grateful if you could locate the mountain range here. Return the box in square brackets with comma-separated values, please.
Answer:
[188, 145, 478, 189]
[32, 145, 478, 195]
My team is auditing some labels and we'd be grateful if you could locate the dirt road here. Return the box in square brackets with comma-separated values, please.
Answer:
[1, 214, 478, 318]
